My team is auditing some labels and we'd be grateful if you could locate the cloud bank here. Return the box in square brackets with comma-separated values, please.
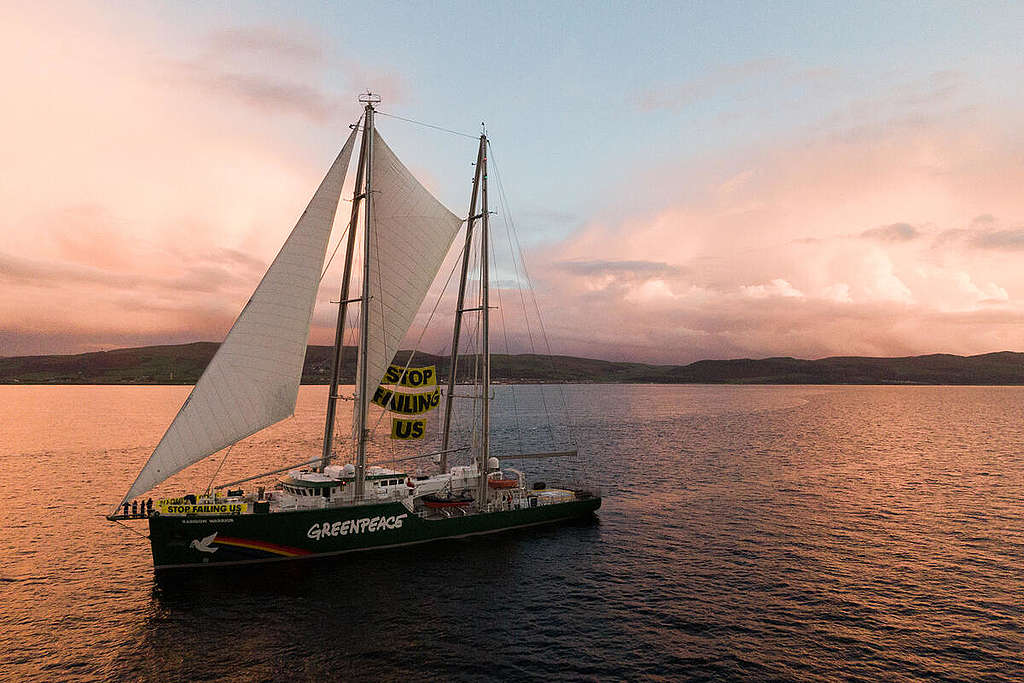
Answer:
[3, 4, 1024, 366]
[0, 4, 396, 356]
[528, 109, 1024, 362]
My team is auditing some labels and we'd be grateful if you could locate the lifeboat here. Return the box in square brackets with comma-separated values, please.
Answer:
[487, 476, 518, 489]
[422, 492, 474, 509]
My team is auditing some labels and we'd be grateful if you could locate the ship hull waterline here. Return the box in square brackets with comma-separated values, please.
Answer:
[149, 496, 601, 570]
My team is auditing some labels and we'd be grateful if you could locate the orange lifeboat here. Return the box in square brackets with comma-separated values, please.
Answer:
[422, 492, 474, 509]
[488, 475, 518, 489]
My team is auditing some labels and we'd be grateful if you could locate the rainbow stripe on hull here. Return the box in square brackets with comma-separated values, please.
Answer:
[212, 537, 313, 558]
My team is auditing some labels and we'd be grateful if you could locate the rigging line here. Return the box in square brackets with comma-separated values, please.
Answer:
[431, 247, 465, 447]
[488, 222, 527, 456]
[366, 222, 466, 445]
[487, 142, 550, 425]
[327, 270, 356, 463]
[205, 443, 235, 494]
[489, 141, 577, 447]
[449, 272, 482, 457]
[487, 143, 554, 444]
[367, 182, 390, 444]
[450, 236, 482, 453]
[320, 220, 352, 281]
[320, 114, 365, 281]
[370, 246, 462, 448]
[471, 243, 482, 449]
[489, 182, 534, 452]
[375, 111, 479, 139]
[111, 518, 149, 539]
[364, 194, 420, 459]
[438, 228, 482, 456]
[343, 231, 366, 458]
[320, 112, 366, 282]
[376, 241, 467, 461]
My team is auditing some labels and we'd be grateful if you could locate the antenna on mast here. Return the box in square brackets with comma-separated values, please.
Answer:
[359, 92, 382, 105]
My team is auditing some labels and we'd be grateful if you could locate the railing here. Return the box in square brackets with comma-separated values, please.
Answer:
[526, 481, 602, 498]
[114, 481, 601, 521]
[107, 511, 151, 521]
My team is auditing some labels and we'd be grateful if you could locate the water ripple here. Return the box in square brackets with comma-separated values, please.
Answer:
[0, 385, 1023, 681]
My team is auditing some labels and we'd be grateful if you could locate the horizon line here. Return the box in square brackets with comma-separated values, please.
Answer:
[3, 339, 1023, 367]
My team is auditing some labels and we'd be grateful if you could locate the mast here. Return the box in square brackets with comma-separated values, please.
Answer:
[440, 135, 486, 472]
[355, 93, 379, 499]
[322, 116, 369, 470]
[477, 134, 491, 508]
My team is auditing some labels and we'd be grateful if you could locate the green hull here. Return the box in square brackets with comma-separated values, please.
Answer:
[149, 495, 601, 570]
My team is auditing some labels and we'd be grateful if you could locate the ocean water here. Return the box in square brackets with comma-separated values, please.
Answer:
[1, 384, 1022, 681]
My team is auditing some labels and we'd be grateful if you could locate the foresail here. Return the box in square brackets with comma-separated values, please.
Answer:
[354, 131, 464, 433]
[120, 128, 358, 505]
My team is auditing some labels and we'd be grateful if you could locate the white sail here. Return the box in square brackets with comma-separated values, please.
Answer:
[354, 130, 464, 432]
[120, 128, 358, 504]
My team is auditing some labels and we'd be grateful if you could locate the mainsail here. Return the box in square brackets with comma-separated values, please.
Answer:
[120, 128, 358, 505]
[353, 131, 464, 433]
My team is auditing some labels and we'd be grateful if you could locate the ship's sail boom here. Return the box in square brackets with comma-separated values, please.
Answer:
[119, 128, 358, 505]
[353, 131, 464, 434]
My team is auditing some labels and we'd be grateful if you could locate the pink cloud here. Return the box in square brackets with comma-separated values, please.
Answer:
[530, 111, 1024, 362]
[0, 3, 396, 357]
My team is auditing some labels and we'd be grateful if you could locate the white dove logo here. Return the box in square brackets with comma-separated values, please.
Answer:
[190, 532, 219, 554]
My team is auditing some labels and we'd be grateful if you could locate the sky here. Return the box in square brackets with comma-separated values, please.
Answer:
[2, 0, 1024, 363]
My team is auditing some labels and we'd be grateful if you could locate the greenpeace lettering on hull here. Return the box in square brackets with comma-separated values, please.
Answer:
[307, 514, 408, 540]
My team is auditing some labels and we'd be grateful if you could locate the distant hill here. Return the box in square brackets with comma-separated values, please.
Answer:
[3, 343, 1024, 385]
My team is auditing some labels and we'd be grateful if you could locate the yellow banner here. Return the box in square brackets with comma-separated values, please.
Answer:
[157, 496, 192, 506]
[156, 502, 248, 515]
[391, 418, 426, 440]
[383, 364, 437, 387]
[372, 386, 440, 415]
[156, 493, 222, 505]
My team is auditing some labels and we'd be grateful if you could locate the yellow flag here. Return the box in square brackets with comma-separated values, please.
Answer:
[383, 364, 437, 387]
[391, 418, 426, 440]
[372, 386, 440, 415]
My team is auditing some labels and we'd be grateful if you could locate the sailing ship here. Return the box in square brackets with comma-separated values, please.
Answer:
[108, 94, 601, 570]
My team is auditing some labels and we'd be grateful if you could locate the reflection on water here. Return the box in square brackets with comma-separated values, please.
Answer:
[1, 385, 1023, 681]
